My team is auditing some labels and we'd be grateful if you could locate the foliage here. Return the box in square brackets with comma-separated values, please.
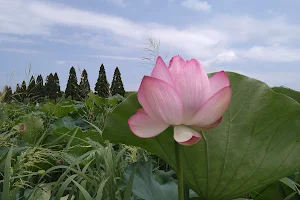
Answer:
[111, 67, 125, 97]
[2, 67, 300, 199]
[103, 72, 300, 200]
[65, 66, 79, 100]
[0, 93, 152, 200]
[95, 64, 110, 98]
[79, 69, 91, 100]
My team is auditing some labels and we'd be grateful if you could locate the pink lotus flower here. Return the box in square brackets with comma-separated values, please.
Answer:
[128, 55, 232, 146]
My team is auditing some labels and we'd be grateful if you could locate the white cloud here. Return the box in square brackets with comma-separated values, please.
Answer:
[0, 0, 51, 35]
[207, 15, 300, 44]
[240, 45, 300, 62]
[181, 0, 211, 12]
[203, 51, 238, 66]
[1, 0, 300, 64]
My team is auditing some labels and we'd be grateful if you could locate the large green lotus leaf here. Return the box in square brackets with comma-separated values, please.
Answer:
[103, 72, 300, 200]
[123, 161, 178, 200]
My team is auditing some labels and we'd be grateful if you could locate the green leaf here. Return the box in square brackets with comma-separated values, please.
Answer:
[41, 102, 77, 118]
[122, 161, 178, 200]
[52, 116, 76, 130]
[272, 86, 300, 104]
[250, 180, 297, 200]
[103, 72, 300, 200]
[22, 115, 44, 144]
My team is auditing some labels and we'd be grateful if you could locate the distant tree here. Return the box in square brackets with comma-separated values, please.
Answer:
[45, 74, 53, 98]
[14, 84, 22, 102]
[110, 67, 125, 97]
[79, 69, 91, 99]
[3, 85, 12, 103]
[36, 74, 44, 101]
[95, 64, 110, 98]
[45, 73, 58, 101]
[20, 81, 27, 101]
[65, 66, 79, 100]
[53, 73, 61, 99]
[44, 75, 49, 97]
[27, 75, 37, 101]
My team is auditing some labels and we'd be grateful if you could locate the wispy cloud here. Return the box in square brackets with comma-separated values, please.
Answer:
[88, 54, 141, 61]
[181, 0, 211, 12]
[0, 48, 40, 54]
[56, 60, 84, 65]
[109, 0, 126, 7]
[0, 35, 36, 44]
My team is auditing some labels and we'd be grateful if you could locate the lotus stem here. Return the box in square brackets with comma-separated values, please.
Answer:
[175, 141, 184, 200]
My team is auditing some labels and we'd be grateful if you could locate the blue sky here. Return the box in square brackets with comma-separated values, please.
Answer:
[1, 0, 300, 92]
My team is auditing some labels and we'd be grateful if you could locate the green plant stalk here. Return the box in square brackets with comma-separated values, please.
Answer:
[175, 142, 184, 200]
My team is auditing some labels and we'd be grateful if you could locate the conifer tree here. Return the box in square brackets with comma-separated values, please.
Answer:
[95, 64, 110, 98]
[14, 84, 22, 102]
[27, 75, 36, 101]
[21, 81, 27, 101]
[53, 73, 61, 99]
[79, 69, 91, 99]
[3, 86, 12, 103]
[45, 73, 57, 101]
[65, 66, 79, 100]
[36, 75, 44, 101]
[45, 74, 53, 98]
[110, 67, 125, 97]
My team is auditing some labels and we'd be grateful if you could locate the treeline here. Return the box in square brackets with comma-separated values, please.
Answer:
[1, 64, 125, 103]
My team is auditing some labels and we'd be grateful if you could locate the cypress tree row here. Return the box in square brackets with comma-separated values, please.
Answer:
[110, 67, 125, 97]
[95, 64, 110, 98]
[7, 63, 127, 103]
[27, 75, 37, 101]
[79, 69, 91, 99]
[65, 66, 79, 100]
[36, 75, 44, 101]
[20, 81, 27, 101]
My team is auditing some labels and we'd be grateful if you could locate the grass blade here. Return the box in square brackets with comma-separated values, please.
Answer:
[71, 179, 92, 200]
[3, 147, 13, 200]
[95, 178, 109, 200]
[56, 174, 78, 199]
[123, 165, 137, 200]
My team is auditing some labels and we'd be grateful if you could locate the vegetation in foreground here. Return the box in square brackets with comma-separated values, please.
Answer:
[0, 84, 299, 200]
